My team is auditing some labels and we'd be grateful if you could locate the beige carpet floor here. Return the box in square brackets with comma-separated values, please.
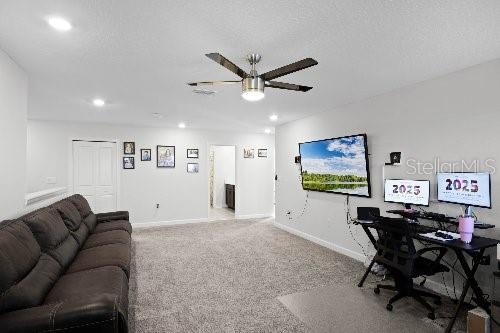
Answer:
[128, 219, 466, 332]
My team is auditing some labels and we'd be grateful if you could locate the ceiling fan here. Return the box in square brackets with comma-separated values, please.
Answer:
[188, 53, 318, 101]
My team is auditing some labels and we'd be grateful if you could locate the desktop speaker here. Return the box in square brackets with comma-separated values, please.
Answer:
[357, 207, 380, 221]
[390, 152, 401, 164]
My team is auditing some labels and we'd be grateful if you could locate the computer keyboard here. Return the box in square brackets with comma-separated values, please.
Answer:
[420, 230, 461, 242]
[423, 212, 446, 220]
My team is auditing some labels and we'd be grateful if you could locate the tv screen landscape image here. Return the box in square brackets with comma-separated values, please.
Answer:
[299, 134, 371, 197]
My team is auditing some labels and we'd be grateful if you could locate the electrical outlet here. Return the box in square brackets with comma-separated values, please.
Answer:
[156, 203, 160, 209]
[46, 177, 57, 184]
[480, 255, 490, 266]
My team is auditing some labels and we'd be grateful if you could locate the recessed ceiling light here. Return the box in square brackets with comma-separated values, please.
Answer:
[92, 98, 105, 107]
[269, 114, 278, 121]
[47, 17, 72, 31]
[178, 122, 186, 129]
[265, 128, 272, 134]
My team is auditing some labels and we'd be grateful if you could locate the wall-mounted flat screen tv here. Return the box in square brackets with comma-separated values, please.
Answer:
[299, 134, 371, 197]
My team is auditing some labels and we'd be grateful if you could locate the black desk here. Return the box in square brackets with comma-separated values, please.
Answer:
[387, 209, 495, 229]
[354, 219, 499, 333]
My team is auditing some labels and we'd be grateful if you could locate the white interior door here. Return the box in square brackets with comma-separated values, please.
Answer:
[73, 141, 117, 213]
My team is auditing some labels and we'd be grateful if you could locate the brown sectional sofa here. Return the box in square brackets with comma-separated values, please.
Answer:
[0, 194, 132, 333]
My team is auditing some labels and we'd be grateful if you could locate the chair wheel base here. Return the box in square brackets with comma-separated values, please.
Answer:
[374, 288, 380, 294]
[427, 312, 436, 320]
[386, 304, 393, 311]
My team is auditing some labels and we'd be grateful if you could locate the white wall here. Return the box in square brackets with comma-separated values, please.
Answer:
[275, 59, 500, 292]
[0, 49, 27, 220]
[212, 145, 235, 208]
[27, 120, 275, 224]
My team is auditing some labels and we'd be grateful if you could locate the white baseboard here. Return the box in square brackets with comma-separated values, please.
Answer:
[132, 218, 209, 229]
[133, 213, 272, 229]
[236, 213, 272, 220]
[272, 221, 366, 263]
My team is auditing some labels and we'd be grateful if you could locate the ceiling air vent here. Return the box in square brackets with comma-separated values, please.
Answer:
[192, 88, 216, 95]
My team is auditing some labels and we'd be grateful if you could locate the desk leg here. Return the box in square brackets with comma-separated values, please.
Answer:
[362, 225, 377, 247]
[358, 259, 375, 288]
[445, 249, 485, 333]
[357, 226, 377, 288]
[456, 249, 489, 310]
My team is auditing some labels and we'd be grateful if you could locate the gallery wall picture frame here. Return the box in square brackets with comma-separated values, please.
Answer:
[123, 142, 135, 155]
[157, 145, 175, 168]
[243, 148, 255, 158]
[244, 148, 255, 158]
[123, 157, 135, 169]
[187, 148, 199, 159]
[141, 149, 152, 161]
[187, 162, 199, 173]
[258, 149, 268, 158]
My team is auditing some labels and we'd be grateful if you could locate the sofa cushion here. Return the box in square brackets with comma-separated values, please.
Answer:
[82, 230, 131, 250]
[70, 222, 89, 247]
[93, 220, 132, 234]
[23, 208, 79, 269]
[0, 294, 128, 333]
[52, 200, 82, 231]
[44, 266, 128, 316]
[0, 220, 60, 313]
[68, 194, 93, 218]
[24, 208, 69, 250]
[83, 213, 97, 231]
[66, 243, 131, 277]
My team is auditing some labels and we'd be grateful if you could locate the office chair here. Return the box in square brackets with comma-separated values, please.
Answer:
[373, 217, 449, 320]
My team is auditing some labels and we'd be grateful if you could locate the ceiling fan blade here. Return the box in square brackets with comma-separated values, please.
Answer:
[205, 53, 248, 79]
[187, 80, 241, 86]
[261, 58, 318, 81]
[265, 81, 313, 92]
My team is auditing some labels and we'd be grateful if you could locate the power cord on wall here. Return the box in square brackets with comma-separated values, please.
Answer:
[345, 195, 369, 258]
[285, 165, 310, 222]
[286, 190, 310, 221]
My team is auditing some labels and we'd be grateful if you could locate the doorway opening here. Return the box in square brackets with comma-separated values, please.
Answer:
[208, 145, 236, 221]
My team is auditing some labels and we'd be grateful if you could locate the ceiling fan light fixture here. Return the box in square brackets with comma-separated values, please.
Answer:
[241, 90, 265, 102]
[241, 77, 265, 102]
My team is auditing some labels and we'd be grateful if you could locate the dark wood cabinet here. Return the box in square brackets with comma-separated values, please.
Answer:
[225, 184, 235, 210]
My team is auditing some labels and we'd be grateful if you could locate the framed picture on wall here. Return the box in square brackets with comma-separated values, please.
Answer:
[123, 157, 135, 169]
[187, 149, 199, 158]
[141, 149, 151, 161]
[258, 149, 268, 158]
[123, 142, 135, 155]
[244, 148, 254, 158]
[187, 163, 199, 173]
[157, 145, 175, 167]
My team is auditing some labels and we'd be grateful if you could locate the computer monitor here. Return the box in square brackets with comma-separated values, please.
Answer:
[384, 179, 430, 207]
[437, 172, 491, 209]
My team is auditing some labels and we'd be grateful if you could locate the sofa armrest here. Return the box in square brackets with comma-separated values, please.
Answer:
[0, 294, 127, 333]
[96, 211, 129, 222]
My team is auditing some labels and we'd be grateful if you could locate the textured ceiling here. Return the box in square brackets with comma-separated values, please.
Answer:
[1, 0, 500, 133]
